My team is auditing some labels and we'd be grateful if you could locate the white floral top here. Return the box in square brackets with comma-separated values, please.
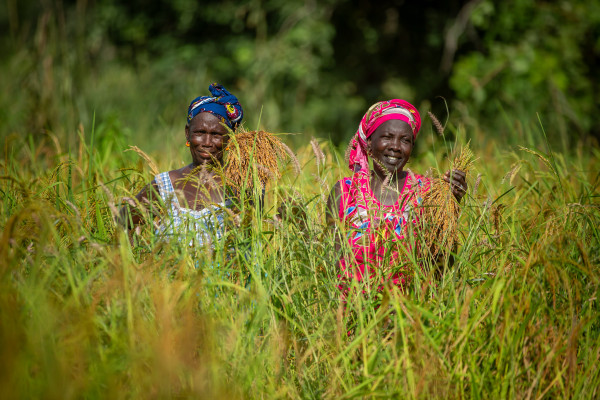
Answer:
[154, 172, 229, 247]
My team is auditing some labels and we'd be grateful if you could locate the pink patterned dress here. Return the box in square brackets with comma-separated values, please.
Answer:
[336, 169, 431, 291]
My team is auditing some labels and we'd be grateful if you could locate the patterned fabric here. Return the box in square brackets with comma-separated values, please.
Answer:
[337, 169, 431, 290]
[154, 171, 230, 247]
[187, 83, 243, 129]
[348, 99, 421, 172]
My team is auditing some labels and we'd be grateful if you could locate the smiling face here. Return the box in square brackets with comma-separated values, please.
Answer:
[367, 119, 414, 176]
[185, 112, 229, 166]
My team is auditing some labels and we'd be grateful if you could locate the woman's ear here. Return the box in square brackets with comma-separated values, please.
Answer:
[366, 137, 372, 153]
[185, 124, 190, 141]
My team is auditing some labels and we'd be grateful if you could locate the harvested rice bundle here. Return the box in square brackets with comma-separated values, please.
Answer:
[224, 129, 291, 192]
[420, 143, 475, 258]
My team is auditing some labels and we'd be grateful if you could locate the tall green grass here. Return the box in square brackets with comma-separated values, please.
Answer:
[1, 119, 599, 399]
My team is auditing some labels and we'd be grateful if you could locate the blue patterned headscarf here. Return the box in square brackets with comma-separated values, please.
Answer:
[187, 83, 244, 129]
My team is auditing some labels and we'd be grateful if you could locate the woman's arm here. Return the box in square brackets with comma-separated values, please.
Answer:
[325, 181, 342, 226]
[118, 180, 162, 230]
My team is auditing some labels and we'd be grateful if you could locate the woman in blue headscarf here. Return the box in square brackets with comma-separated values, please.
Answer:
[119, 83, 244, 246]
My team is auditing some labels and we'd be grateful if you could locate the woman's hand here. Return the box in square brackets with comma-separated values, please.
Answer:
[443, 169, 467, 202]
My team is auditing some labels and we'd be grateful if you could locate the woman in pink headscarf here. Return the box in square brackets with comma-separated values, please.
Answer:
[326, 99, 467, 293]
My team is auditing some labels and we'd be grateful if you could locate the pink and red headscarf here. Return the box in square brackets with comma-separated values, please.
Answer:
[348, 99, 421, 172]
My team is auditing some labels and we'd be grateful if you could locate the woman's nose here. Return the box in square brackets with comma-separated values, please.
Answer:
[388, 137, 401, 151]
[197, 133, 211, 146]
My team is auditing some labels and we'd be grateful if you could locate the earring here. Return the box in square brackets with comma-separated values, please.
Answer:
[185, 141, 190, 147]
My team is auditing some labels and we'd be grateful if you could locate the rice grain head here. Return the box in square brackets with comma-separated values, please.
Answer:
[473, 173, 482, 196]
[312, 173, 330, 203]
[428, 111, 445, 136]
[125, 146, 160, 176]
[502, 162, 522, 185]
[224, 130, 290, 193]
[420, 143, 475, 258]
[310, 137, 325, 168]
[280, 142, 301, 177]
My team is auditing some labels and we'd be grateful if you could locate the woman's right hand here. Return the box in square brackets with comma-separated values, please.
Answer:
[443, 169, 467, 202]
[118, 180, 161, 229]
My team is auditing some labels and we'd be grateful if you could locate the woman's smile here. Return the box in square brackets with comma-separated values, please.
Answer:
[382, 154, 403, 165]
[196, 148, 213, 158]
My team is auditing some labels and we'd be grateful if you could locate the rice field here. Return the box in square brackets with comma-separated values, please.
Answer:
[1, 119, 599, 399]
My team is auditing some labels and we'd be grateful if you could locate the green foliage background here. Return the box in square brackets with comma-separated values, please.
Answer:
[1, 0, 599, 149]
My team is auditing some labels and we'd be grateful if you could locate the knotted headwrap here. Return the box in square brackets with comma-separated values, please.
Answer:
[348, 99, 421, 172]
[187, 83, 244, 129]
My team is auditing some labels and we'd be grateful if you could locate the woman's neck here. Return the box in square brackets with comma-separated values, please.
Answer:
[172, 162, 224, 208]
[187, 161, 220, 176]
[369, 168, 407, 205]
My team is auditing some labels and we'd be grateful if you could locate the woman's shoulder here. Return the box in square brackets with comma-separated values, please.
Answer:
[338, 167, 369, 186]
[166, 166, 188, 180]
[154, 170, 172, 183]
[155, 167, 188, 188]
[154, 170, 183, 195]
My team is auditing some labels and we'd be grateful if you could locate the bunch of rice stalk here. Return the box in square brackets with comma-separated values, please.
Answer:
[224, 129, 294, 193]
[419, 143, 475, 258]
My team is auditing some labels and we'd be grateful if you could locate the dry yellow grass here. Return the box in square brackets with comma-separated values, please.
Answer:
[420, 144, 475, 258]
[125, 145, 160, 176]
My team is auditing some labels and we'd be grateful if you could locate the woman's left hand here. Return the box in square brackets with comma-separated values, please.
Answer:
[443, 169, 468, 202]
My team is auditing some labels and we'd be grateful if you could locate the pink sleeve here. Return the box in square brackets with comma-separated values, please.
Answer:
[337, 178, 352, 220]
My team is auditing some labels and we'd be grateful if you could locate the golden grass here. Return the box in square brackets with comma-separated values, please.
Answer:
[224, 130, 290, 193]
[428, 111, 445, 136]
[310, 137, 326, 168]
[125, 146, 160, 176]
[420, 143, 476, 258]
[2, 129, 600, 399]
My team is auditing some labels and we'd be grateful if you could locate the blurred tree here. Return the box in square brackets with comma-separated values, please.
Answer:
[0, 0, 470, 145]
[449, 0, 600, 147]
[0, 0, 598, 148]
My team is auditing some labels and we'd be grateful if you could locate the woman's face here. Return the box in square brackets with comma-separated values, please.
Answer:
[367, 119, 414, 175]
[185, 112, 229, 166]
